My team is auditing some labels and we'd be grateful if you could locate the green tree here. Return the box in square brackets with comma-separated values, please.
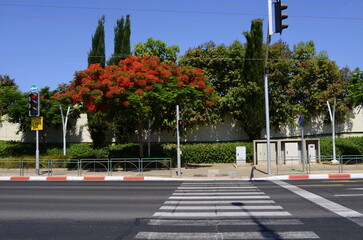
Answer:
[224, 19, 265, 140]
[121, 15, 131, 59]
[55, 56, 218, 156]
[290, 41, 352, 122]
[88, 16, 106, 68]
[348, 68, 363, 107]
[134, 38, 180, 62]
[6, 86, 79, 137]
[107, 16, 125, 65]
[267, 40, 298, 128]
[179, 40, 244, 96]
[0, 75, 23, 122]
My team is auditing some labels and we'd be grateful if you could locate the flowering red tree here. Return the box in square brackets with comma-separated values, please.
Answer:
[55, 56, 217, 152]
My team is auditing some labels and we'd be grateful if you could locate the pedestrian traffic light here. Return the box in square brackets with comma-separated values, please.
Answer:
[28, 92, 40, 117]
[274, 0, 289, 34]
[178, 120, 184, 133]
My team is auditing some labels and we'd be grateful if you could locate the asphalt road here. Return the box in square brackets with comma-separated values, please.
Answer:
[0, 181, 178, 240]
[0, 180, 363, 240]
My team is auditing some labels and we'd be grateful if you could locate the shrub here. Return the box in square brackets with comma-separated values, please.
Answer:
[320, 137, 362, 156]
[66, 144, 96, 158]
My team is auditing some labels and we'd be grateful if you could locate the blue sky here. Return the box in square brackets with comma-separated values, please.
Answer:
[1, 0, 362, 92]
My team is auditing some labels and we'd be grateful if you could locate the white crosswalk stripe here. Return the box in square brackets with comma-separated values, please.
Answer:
[134, 231, 319, 239]
[133, 181, 320, 239]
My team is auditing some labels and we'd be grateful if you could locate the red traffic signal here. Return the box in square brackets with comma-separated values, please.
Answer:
[178, 120, 184, 132]
[28, 92, 40, 117]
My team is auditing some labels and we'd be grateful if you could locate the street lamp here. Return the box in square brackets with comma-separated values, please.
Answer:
[59, 106, 73, 156]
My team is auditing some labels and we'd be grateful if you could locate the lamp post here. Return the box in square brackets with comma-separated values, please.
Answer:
[59, 106, 72, 156]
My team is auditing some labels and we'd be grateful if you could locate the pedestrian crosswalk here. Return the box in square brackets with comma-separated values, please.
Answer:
[133, 181, 320, 239]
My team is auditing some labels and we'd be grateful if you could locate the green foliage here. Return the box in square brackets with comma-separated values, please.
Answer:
[108, 14, 131, 65]
[179, 40, 244, 96]
[88, 16, 106, 68]
[347, 68, 363, 107]
[180, 142, 253, 164]
[134, 38, 180, 62]
[66, 143, 108, 158]
[224, 19, 265, 140]
[121, 15, 131, 59]
[320, 137, 363, 156]
[0, 141, 34, 157]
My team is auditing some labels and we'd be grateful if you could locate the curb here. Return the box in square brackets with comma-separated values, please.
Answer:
[0, 176, 148, 181]
[257, 173, 363, 181]
[1, 173, 363, 181]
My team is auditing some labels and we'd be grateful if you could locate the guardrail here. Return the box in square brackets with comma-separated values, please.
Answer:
[0, 158, 172, 177]
[274, 155, 363, 175]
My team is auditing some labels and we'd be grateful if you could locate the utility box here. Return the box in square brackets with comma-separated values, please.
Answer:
[236, 146, 246, 166]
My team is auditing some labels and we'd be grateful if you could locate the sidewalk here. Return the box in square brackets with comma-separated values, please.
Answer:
[1, 163, 363, 181]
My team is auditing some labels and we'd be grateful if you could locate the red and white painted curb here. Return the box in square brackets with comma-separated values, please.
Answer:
[262, 173, 363, 180]
[0, 176, 149, 181]
[1, 173, 363, 181]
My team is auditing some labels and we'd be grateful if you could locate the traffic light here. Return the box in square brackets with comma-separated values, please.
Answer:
[28, 92, 40, 117]
[274, 0, 288, 34]
[178, 120, 184, 133]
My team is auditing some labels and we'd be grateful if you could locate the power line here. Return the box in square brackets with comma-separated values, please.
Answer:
[2, 13, 363, 26]
[1, 3, 363, 22]
[1, 0, 363, 9]
[1, 53, 362, 63]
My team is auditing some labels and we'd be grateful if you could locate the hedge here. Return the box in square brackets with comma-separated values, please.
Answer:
[1, 136, 363, 164]
[320, 137, 363, 156]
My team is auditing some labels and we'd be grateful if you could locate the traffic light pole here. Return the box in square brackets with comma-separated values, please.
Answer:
[264, 0, 273, 175]
[36, 130, 39, 174]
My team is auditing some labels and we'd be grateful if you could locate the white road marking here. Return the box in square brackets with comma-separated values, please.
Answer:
[147, 218, 303, 226]
[172, 192, 264, 196]
[175, 189, 259, 192]
[335, 194, 363, 197]
[347, 188, 363, 190]
[169, 195, 266, 200]
[153, 211, 292, 217]
[159, 205, 283, 210]
[164, 200, 274, 205]
[181, 182, 250, 185]
[178, 186, 257, 189]
[274, 180, 363, 228]
[134, 231, 318, 239]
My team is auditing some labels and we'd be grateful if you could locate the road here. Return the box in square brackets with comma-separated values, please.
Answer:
[0, 180, 363, 239]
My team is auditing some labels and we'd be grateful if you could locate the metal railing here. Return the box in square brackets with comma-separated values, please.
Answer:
[0, 158, 172, 177]
[273, 155, 363, 175]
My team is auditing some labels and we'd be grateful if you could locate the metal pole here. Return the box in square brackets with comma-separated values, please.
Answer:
[148, 119, 151, 157]
[301, 122, 305, 171]
[327, 98, 337, 163]
[264, 0, 273, 174]
[60, 106, 71, 156]
[36, 130, 39, 174]
[176, 105, 181, 177]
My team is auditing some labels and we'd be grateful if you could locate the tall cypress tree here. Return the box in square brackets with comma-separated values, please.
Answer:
[107, 16, 125, 65]
[225, 19, 265, 140]
[87, 16, 107, 147]
[88, 16, 106, 68]
[121, 15, 131, 59]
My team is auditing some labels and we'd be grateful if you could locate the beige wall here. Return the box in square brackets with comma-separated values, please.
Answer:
[1, 108, 362, 143]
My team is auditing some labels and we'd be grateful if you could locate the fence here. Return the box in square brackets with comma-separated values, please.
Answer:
[274, 155, 363, 175]
[0, 158, 172, 177]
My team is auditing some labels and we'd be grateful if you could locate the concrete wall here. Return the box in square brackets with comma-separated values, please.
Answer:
[1, 107, 362, 143]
